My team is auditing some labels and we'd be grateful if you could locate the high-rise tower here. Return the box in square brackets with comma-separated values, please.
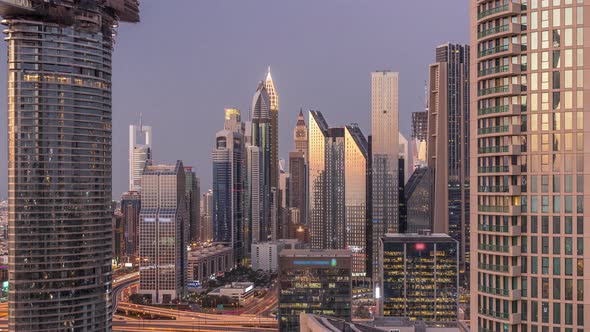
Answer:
[130, 116, 152, 192]
[294, 109, 308, 161]
[252, 82, 272, 242]
[428, 43, 471, 272]
[471, 1, 588, 330]
[139, 162, 188, 304]
[2, 1, 139, 330]
[213, 109, 245, 263]
[308, 111, 369, 276]
[289, 110, 308, 226]
[266, 67, 280, 192]
[369, 71, 399, 279]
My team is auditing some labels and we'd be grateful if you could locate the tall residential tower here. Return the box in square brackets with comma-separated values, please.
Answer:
[428, 43, 471, 271]
[2, 1, 139, 330]
[471, 1, 588, 330]
[369, 71, 399, 279]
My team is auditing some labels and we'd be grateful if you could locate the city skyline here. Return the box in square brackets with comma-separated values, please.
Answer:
[0, 1, 469, 197]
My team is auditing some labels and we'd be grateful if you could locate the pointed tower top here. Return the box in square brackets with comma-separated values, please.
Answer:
[297, 108, 306, 126]
[139, 113, 143, 130]
[266, 66, 272, 82]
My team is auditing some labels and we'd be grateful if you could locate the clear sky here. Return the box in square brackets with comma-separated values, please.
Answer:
[0, 0, 469, 199]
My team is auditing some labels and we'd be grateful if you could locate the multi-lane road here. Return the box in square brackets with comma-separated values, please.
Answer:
[0, 272, 279, 331]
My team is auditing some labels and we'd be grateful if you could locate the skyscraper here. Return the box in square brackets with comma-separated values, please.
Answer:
[370, 71, 399, 279]
[288, 151, 306, 226]
[130, 116, 152, 192]
[251, 81, 272, 242]
[308, 111, 369, 276]
[139, 162, 188, 304]
[213, 108, 245, 263]
[411, 111, 429, 171]
[201, 189, 214, 242]
[2, 1, 139, 330]
[184, 167, 200, 244]
[399, 132, 409, 184]
[246, 144, 262, 245]
[294, 109, 309, 161]
[309, 111, 329, 249]
[428, 43, 471, 272]
[405, 167, 433, 233]
[121, 191, 142, 258]
[471, 2, 588, 330]
[289, 110, 309, 228]
[265, 67, 280, 202]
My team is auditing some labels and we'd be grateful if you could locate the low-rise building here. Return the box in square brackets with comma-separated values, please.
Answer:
[279, 249, 352, 332]
[252, 239, 302, 272]
[208, 282, 255, 306]
[187, 244, 233, 287]
[380, 231, 459, 322]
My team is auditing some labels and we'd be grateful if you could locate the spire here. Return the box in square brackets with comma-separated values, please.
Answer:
[266, 66, 272, 82]
[297, 108, 306, 126]
[139, 113, 143, 131]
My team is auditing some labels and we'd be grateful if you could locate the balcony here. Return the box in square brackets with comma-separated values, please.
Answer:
[478, 243, 509, 253]
[478, 43, 522, 61]
[478, 145, 508, 154]
[478, 205, 521, 215]
[477, 185, 520, 196]
[478, 285, 508, 297]
[478, 263, 508, 273]
[478, 308, 509, 321]
[477, 2, 523, 22]
[478, 165, 509, 173]
[478, 63, 522, 79]
[477, 224, 521, 236]
[478, 84, 523, 98]
[478, 23, 522, 42]
[477, 104, 524, 118]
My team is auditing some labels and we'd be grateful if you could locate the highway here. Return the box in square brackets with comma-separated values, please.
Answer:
[0, 272, 279, 331]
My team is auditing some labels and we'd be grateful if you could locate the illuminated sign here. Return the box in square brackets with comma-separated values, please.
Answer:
[187, 281, 200, 288]
[244, 285, 254, 293]
[293, 259, 338, 267]
[415, 243, 426, 250]
[144, 218, 156, 222]
[159, 218, 172, 222]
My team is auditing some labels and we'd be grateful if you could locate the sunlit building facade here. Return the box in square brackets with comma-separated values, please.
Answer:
[381, 232, 459, 322]
[370, 70, 400, 280]
[129, 117, 152, 192]
[2, 0, 139, 330]
[471, 1, 589, 330]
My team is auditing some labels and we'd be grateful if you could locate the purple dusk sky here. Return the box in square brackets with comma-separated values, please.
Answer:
[0, 0, 469, 199]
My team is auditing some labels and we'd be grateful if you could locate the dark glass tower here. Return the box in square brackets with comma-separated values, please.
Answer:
[2, 1, 139, 330]
[251, 82, 272, 241]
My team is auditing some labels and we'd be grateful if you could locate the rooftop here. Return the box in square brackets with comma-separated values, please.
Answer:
[280, 249, 351, 258]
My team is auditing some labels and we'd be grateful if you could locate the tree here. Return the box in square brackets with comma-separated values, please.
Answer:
[354, 305, 372, 319]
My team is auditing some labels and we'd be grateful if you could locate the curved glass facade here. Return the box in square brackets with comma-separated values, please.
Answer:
[2, 1, 139, 330]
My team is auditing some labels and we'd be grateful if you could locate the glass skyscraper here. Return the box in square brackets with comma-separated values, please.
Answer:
[2, 1, 139, 330]
[213, 109, 245, 263]
[472, 0, 588, 330]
